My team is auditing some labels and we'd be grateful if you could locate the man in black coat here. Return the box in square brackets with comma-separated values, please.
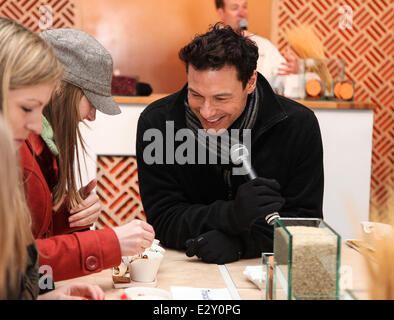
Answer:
[136, 23, 324, 264]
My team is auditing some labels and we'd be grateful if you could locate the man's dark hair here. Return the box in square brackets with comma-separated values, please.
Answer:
[179, 23, 258, 88]
[215, 0, 224, 9]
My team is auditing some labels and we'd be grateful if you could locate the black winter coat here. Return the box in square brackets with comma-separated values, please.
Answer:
[136, 74, 324, 258]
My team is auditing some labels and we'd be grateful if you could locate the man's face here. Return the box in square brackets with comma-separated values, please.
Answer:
[187, 64, 256, 132]
[217, 0, 248, 31]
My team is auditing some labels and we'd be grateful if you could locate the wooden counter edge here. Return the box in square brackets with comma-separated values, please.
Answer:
[114, 94, 167, 105]
[114, 95, 375, 110]
[294, 99, 376, 110]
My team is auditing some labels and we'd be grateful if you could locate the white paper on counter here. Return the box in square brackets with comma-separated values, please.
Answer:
[243, 266, 266, 289]
[170, 286, 232, 300]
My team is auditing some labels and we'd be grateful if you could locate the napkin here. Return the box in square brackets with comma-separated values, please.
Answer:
[243, 266, 265, 289]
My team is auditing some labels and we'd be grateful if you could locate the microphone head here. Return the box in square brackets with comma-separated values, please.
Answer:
[239, 18, 248, 30]
[230, 144, 249, 165]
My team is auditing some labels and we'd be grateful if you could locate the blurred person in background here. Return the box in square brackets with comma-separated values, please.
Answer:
[215, 0, 303, 97]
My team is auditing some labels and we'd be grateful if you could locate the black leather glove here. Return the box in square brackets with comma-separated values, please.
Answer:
[185, 230, 242, 264]
[232, 177, 285, 232]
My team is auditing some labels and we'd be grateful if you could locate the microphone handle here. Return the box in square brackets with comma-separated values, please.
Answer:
[242, 159, 257, 180]
[242, 159, 280, 226]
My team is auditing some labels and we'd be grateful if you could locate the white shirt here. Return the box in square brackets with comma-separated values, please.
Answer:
[250, 34, 304, 98]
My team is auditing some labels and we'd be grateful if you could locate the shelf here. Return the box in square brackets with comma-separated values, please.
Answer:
[113, 95, 375, 110]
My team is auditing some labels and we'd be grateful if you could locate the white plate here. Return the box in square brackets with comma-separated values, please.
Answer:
[124, 287, 172, 300]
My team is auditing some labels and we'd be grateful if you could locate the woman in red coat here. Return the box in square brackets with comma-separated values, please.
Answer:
[20, 28, 155, 282]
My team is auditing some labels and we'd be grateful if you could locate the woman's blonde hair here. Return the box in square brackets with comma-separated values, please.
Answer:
[44, 82, 87, 209]
[0, 115, 33, 299]
[0, 17, 63, 117]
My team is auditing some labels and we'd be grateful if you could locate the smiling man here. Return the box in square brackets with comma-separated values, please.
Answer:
[136, 24, 324, 264]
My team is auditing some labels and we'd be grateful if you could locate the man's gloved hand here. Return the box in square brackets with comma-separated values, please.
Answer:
[185, 230, 242, 264]
[233, 177, 285, 231]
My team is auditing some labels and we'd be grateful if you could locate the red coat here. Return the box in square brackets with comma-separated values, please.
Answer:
[20, 134, 121, 281]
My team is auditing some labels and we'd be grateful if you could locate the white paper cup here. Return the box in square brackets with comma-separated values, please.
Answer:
[128, 251, 163, 283]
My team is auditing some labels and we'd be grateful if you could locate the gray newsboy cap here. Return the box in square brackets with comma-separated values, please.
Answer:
[40, 28, 121, 115]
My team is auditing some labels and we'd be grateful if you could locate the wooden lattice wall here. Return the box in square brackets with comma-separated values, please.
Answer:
[96, 156, 146, 228]
[273, 0, 393, 220]
[0, 0, 77, 31]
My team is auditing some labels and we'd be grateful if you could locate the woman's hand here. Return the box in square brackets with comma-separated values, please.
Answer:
[277, 49, 299, 75]
[38, 282, 105, 300]
[69, 179, 101, 228]
[113, 219, 155, 256]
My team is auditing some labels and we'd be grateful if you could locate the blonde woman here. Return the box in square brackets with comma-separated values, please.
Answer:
[0, 16, 105, 300]
[0, 114, 38, 299]
[19, 28, 155, 281]
[0, 116, 104, 300]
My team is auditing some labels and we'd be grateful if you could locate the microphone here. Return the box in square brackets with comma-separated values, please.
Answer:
[239, 18, 248, 31]
[230, 143, 257, 180]
[230, 144, 280, 226]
